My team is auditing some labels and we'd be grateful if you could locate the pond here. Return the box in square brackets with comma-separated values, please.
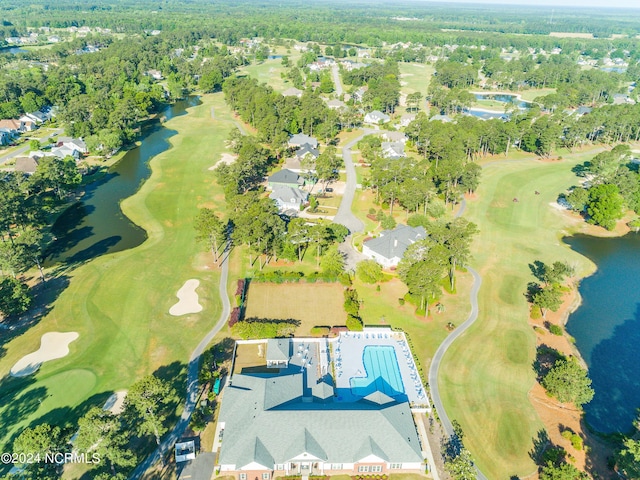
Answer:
[44, 97, 200, 266]
[565, 233, 640, 434]
[0, 46, 27, 55]
[473, 93, 531, 109]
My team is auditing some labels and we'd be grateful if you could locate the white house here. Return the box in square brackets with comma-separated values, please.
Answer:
[362, 225, 427, 268]
[269, 186, 309, 212]
[364, 110, 390, 125]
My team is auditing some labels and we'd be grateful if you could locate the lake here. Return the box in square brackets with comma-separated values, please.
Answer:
[0, 46, 27, 55]
[44, 97, 200, 266]
[473, 92, 531, 109]
[565, 233, 640, 434]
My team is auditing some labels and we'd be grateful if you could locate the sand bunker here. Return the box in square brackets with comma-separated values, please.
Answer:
[169, 279, 203, 316]
[10, 332, 79, 377]
[102, 390, 127, 414]
[209, 153, 237, 170]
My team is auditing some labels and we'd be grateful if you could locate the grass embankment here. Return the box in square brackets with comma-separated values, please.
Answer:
[0, 94, 235, 453]
[438, 151, 603, 478]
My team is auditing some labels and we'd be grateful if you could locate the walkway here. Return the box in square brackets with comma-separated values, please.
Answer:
[129, 252, 231, 479]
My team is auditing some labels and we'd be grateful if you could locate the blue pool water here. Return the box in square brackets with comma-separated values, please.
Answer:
[350, 346, 405, 397]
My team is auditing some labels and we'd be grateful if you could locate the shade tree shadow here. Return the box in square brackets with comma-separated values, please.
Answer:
[533, 344, 564, 382]
[528, 260, 547, 283]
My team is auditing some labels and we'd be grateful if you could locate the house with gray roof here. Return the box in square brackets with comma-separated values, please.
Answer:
[269, 186, 309, 212]
[381, 142, 405, 160]
[295, 144, 320, 161]
[268, 169, 305, 190]
[382, 131, 407, 143]
[283, 87, 304, 98]
[362, 225, 427, 268]
[266, 339, 291, 368]
[217, 355, 424, 480]
[364, 110, 390, 125]
[57, 137, 88, 154]
[288, 134, 318, 149]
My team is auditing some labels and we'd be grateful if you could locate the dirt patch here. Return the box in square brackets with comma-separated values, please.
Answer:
[529, 288, 615, 476]
[209, 153, 237, 171]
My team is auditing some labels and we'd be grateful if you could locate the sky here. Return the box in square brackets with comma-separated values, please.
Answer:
[421, 0, 638, 8]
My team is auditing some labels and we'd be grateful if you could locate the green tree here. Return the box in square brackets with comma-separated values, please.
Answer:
[542, 359, 594, 407]
[616, 438, 640, 479]
[445, 448, 476, 480]
[0, 276, 31, 318]
[356, 260, 384, 284]
[539, 461, 588, 480]
[320, 245, 344, 277]
[315, 146, 342, 193]
[123, 375, 176, 451]
[566, 188, 589, 213]
[76, 407, 136, 476]
[32, 156, 82, 199]
[12, 423, 65, 479]
[194, 208, 226, 263]
[532, 285, 563, 318]
[29, 139, 41, 152]
[587, 183, 624, 230]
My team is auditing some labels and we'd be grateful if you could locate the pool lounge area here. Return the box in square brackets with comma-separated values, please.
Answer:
[331, 328, 428, 406]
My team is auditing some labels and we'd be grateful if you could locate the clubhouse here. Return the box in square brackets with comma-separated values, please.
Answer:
[215, 329, 429, 479]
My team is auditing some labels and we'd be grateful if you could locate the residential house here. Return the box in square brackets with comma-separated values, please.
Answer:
[51, 145, 81, 159]
[0, 129, 13, 146]
[352, 87, 368, 103]
[216, 342, 424, 480]
[283, 87, 303, 98]
[380, 142, 405, 160]
[295, 144, 320, 161]
[269, 186, 309, 212]
[362, 225, 427, 268]
[146, 69, 163, 80]
[364, 110, 390, 125]
[612, 94, 635, 105]
[18, 116, 37, 131]
[429, 114, 454, 123]
[326, 99, 346, 110]
[288, 134, 318, 149]
[399, 114, 416, 128]
[268, 169, 305, 190]
[382, 131, 407, 143]
[14, 156, 39, 174]
[57, 137, 88, 154]
[0, 119, 24, 133]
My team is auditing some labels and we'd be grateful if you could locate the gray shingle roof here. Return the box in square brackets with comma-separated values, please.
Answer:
[267, 339, 291, 363]
[269, 186, 308, 205]
[289, 134, 318, 148]
[295, 144, 320, 159]
[268, 169, 303, 186]
[218, 373, 423, 468]
[363, 225, 426, 261]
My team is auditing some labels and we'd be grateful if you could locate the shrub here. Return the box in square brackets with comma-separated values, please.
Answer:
[346, 314, 363, 331]
[235, 279, 246, 296]
[570, 434, 583, 451]
[530, 305, 542, 319]
[356, 260, 383, 284]
[344, 288, 360, 316]
[228, 307, 241, 327]
[338, 272, 352, 286]
[549, 324, 563, 335]
[398, 298, 405, 306]
[380, 214, 396, 230]
[232, 318, 298, 339]
[310, 326, 330, 336]
[368, 207, 376, 215]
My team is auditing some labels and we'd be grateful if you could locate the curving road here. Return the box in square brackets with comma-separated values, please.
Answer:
[130, 253, 231, 479]
[334, 130, 376, 234]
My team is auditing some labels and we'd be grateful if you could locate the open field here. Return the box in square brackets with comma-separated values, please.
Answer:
[244, 282, 346, 335]
[438, 150, 606, 478]
[0, 94, 235, 452]
[239, 57, 293, 93]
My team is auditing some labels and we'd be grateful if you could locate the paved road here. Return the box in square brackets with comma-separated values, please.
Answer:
[0, 128, 63, 165]
[130, 253, 231, 479]
[334, 130, 376, 234]
[332, 64, 343, 97]
[428, 266, 487, 480]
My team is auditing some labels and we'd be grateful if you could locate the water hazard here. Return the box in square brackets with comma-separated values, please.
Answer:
[565, 233, 640, 433]
[45, 97, 200, 266]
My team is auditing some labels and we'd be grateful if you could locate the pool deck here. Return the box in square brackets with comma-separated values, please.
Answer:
[330, 328, 429, 407]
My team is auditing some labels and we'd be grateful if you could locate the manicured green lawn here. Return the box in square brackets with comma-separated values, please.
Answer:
[438, 152, 602, 478]
[0, 94, 235, 451]
[239, 58, 291, 93]
[398, 62, 435, 115]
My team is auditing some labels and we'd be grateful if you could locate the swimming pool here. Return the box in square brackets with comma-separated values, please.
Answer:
[350, 346, 405, 397]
